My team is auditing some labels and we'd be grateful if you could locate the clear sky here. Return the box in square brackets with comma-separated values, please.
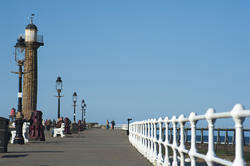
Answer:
[0, 1, 250, 127]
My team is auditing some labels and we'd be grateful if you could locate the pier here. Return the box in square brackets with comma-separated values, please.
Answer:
[0, 128, 151, 166]
[1, 1, 250, 166]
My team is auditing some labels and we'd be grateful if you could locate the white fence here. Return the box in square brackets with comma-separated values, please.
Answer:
[129, 104, 250, 166]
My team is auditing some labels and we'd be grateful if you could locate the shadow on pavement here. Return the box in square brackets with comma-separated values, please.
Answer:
[7, 151, 64, 153]
[2, 154, 28, 158]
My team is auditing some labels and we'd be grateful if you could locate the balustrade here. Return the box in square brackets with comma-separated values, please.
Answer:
[129, 104, 250, 166]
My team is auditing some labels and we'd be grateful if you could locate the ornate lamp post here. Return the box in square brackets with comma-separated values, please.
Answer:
[56, 76, 63, 119]
[72, 92, 77, 122]
[12, 36, 26, 144]
[81, 99, 85, 122]
[71, 92, 78, 134]
[81, 100, 87, 129]
[83, 103, 87, 129]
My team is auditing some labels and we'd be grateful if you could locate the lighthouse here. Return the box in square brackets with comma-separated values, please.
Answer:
[22, 15, 44, 120]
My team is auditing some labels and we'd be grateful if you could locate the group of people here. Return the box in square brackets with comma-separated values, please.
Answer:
[44, 117, 71, 131]
[45, 118, 116, 131]
[44, 119, 55, 130]
[106, 120, 115, 129]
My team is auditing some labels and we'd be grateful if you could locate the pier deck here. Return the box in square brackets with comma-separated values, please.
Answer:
[0, 129, 152, 166]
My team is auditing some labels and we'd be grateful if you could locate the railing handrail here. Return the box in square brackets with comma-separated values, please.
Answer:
[129, 104, 249, 166]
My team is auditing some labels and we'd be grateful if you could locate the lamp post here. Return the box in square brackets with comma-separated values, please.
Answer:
[81, 100, 87, 129]
[81, 99, 85, 122]
[12, 36, 26, 144]
[56, 76, 63, 119]
[71, 92, 78, 134]
[83, 103, 87, 129]
[72, 92, 77, 123]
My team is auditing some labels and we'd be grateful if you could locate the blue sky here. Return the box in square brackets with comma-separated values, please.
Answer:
[0, 1, 250, 126]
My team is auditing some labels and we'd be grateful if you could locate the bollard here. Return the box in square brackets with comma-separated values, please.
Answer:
[127, 118, 132, 136]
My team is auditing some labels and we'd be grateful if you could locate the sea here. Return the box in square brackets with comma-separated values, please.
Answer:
[156, 131, 250, 145]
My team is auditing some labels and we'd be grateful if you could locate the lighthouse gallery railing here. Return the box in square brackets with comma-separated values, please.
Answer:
[129, 104, 250, 166]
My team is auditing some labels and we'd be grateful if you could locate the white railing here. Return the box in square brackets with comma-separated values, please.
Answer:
[129, 104, 250, 166]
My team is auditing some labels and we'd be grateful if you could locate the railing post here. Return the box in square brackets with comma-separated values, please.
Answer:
[163, 117, 170, 166]
[152, 119, 157, 164]
[231, 104, 246, 166]
[132, 123, 135, 142]
[141, 123, 144, 150]
[135, 123, 138, 145]
[205, 108, 216, 166]
[178, 114, 186, 166]
[142, 122, 144, 151]
[129, 123, 132, 141]
[171, 116, 178, 166]
[149, 119, 154, 160]
[157, 117, 163, 164]
[146, 120, 150, 157]
[140, 123, 143, 154]
[189, 112, 197, 166]
[139, 123, 142, 152]
[136, 123, 138, 148]
[143, 121, 147, 156]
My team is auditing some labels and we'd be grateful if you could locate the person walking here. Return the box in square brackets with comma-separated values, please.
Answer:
[111, 120, 115, 130]
[106, 120, 110, 129]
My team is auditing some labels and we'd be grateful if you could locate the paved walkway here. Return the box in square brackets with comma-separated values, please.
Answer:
[0, 129, 152, 166]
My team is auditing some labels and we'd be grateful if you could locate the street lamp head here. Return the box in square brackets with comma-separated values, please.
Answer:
[72, 92, 77, 103]
[81, 99, 85, 108]
[14, 36, 25, 65]
[56, 76, 62, 93]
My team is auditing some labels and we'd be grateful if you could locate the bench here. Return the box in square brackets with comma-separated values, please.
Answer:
[53, 123, 65, 138]
[10, 122, 30, 144]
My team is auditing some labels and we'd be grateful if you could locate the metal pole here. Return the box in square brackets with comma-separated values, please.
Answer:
[84, 108, 86, 122]
[82, 107, 83, 122]
[14, 63, 24, 144]
[57, 92, 60, 119]
[73, 102, 76, 122]
[18, 65, 22, 112]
